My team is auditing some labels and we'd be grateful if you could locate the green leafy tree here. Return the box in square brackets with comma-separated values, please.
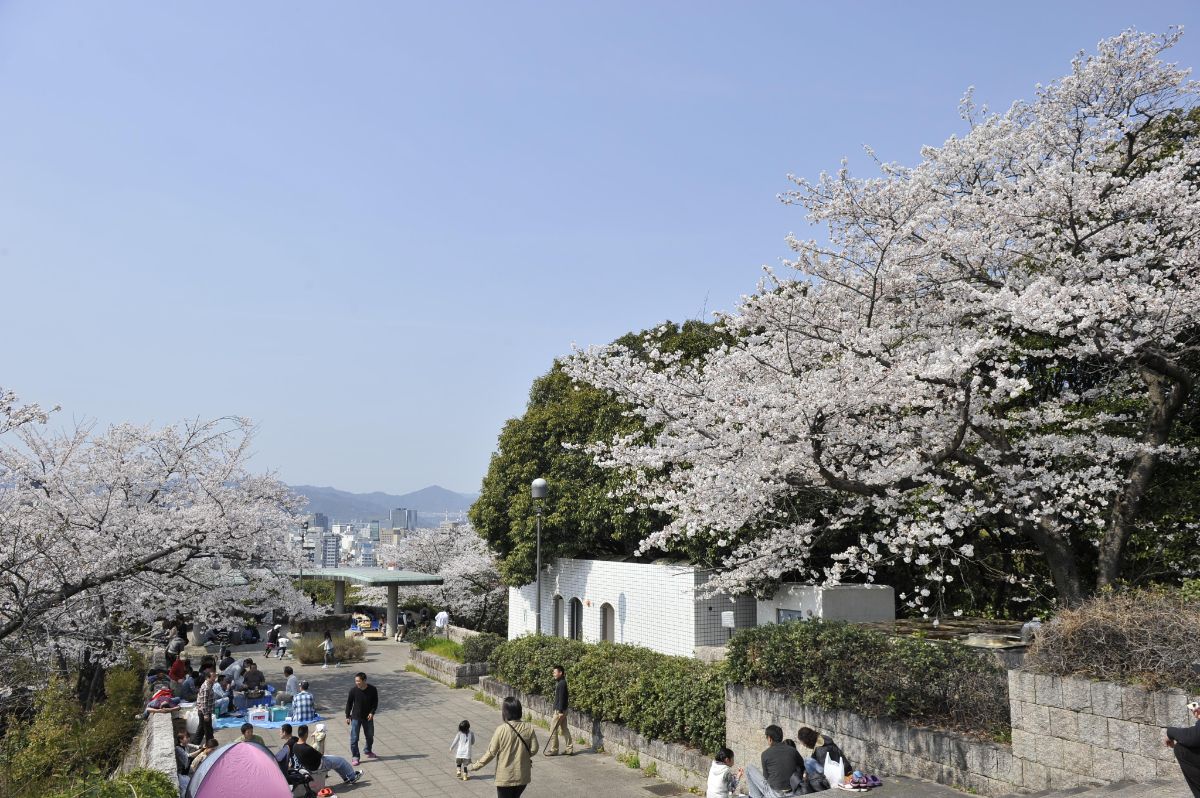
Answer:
[470, 321, 724, 585]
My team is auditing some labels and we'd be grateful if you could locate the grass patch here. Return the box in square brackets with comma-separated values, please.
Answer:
[616, 751, 641, 769]
[642, 761, 658, 778]
[415, 637, 465, 662]
[294, 635, 366, 665]
[473, 691, 499, 708]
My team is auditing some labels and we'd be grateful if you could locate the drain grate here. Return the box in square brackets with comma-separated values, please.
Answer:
[643, 785, 683, 796]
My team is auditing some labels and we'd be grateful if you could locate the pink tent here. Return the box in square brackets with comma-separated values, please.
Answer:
[185, 741, 293, 798]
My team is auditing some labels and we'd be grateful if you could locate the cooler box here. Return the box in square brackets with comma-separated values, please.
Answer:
[270, 705, 289, 722]
[248, 707, 269, 723]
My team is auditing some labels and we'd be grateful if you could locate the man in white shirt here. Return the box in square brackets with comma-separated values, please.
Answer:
[434, 609, 450, 637]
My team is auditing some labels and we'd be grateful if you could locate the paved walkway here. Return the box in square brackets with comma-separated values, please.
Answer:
[215, 634, 967, 798]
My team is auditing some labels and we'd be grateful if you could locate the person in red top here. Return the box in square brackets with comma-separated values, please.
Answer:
[168, 656, 190, 683]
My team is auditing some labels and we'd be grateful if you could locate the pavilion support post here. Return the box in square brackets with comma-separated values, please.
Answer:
[386, 584, 398, 639]
[334, 581, 346, 614]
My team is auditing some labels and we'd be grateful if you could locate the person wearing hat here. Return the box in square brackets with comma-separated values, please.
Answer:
[1166, 700, 1200, 797]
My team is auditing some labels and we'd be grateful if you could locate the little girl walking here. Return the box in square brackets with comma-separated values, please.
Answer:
[450, 719, 475, 781]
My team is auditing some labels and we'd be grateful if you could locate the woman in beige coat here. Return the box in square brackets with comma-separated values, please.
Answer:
[470, 696, 540, 797]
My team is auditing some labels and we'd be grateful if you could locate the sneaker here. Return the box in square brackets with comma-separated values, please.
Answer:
[345, 770, 363, 784]
[322, 664, 328, 669]
[351, 758, 360, 766]
[365, 751, 378, 760]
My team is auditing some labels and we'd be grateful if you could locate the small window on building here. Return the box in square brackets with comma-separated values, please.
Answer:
[552, 595, 564, 637]
[568, 598, 583, 641]
[600, 602, 615, 642]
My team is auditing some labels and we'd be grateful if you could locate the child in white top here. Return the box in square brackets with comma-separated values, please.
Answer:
[450, 719, 475, 781]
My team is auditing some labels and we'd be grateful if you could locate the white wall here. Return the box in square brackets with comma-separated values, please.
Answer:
[755, 583, 895, 625]
[508, 558, 758, 657]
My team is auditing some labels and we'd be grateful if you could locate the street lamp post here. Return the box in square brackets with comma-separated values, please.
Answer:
[531, 478, 547, 635]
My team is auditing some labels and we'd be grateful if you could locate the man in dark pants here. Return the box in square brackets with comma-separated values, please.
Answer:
[745, 724, 802, 797]
[345, 671, 379, 766]
[1166, 700, 1200, 798]
[544, 664, 573, 756]
[191, 668, 216, 746]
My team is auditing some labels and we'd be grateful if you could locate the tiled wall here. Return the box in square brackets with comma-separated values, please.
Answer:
[507, 558, 754, 657]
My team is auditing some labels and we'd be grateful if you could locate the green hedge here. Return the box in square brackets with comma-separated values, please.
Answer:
[416, 637, 465, 662]
[462, 632, 505, 664]
[726, 621, 1010, 738]
[0, 665, 146, 798]
[44, 769, 177, 798]
[491, 636, 725, 753]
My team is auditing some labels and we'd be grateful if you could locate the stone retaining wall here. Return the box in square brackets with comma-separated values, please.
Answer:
[410, 650, 489, 687]
[478, 675, 711, 793]
[726, 684, 1016, 795]
[446, 624, 481, 645]
[1008, 670, 1194, 791]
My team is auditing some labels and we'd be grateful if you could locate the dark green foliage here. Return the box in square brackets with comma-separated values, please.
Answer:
[491, 636, 726, 753]
[0, 665, 146, 798]
[469, 321, 726, 585]
[462, 632, 505, 664]
[726, 621, 1010, 738]
[43, 769, 177, 798]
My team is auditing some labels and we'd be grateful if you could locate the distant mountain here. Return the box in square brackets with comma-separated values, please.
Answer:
[290, 484, 478, 525]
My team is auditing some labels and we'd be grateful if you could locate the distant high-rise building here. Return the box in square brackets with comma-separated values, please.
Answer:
[367, 521, 381, 542]
[311, 512, 330, 532]
[407, 508, 418, 529]
[358, 541, 376, 567]
[319, 531, 340, 568]
[391, 508, 407, 531]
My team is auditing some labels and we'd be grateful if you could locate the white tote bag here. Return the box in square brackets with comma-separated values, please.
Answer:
[824, 752, 846, 789]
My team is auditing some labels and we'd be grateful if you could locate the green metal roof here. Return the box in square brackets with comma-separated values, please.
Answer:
[291, 567, 443, 586]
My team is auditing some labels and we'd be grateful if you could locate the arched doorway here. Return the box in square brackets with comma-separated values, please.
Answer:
[600, 602, 615, 642]
[568, 598, 583, 641]
[552, 596, 564, 637]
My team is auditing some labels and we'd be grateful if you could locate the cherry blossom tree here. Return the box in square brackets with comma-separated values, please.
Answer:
[568, 30, 1200, 608]
[0, 415, 312, 686]
[373, 525, 506, 631]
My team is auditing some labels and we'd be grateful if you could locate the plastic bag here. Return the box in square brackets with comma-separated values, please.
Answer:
[824, 752, 846, 788]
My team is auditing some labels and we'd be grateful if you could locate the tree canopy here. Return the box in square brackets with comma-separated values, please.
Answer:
[568, 31, 1200, 609]
[470, 320, 724, 585]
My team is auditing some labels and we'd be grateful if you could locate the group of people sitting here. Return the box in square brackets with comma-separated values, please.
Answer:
[708, 724, 870, 797]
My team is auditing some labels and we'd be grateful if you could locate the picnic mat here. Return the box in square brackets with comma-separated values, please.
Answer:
[214, 714, 325, 730]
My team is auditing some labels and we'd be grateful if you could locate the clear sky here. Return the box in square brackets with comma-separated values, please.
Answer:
[2, 2, 1198, 495]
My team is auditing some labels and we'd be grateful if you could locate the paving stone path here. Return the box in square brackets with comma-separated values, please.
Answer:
[214, 634, 970, 798]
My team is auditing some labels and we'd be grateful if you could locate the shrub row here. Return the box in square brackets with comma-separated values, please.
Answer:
[44, 769, 177, 798]
[491, 636, 725, 753]
[1027, 587, 1200, 691]
[0, 665, 146, 798]
[725, 620, 1010, 739]
[462, 632, 505, 664]
[416, 637, 465, 662]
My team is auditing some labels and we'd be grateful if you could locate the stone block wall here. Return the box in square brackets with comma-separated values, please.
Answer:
[410, 650, 489, 687]
[478, 675, 712, 793]
[1007, 670, 1194, 790]
[726, 684, 1017, 796]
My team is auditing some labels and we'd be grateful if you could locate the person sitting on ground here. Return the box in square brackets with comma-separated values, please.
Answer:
[212, 675, 232, 717]
[295, 723, 363, 784]
[796, 727, 851, 790]
[707, 746, 746, 798]
[284, 665, 299, 695]
[745, 724, 803, 798]
[177, 668, 199, 702]
[289, 681, 317, 723]
[220, 656, 246, 690]
[275, 724, 295, 765]
[168, 655, 190, 685]
[189, 737, 220, 774]
[217, 648, 234, 671]
[175, 729, 196, 775]
[240, 722, 267, 747]
[241, 660, 267, 693]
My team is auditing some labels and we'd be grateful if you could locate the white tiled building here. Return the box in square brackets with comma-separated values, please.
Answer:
[507, 557, 757, 658]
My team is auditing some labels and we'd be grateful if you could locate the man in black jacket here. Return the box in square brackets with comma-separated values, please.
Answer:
[345, 671, 380, 766]
[1166, 700, 1200, 798]
[745, 724, 802, 797]
[545, 664, 574, 756]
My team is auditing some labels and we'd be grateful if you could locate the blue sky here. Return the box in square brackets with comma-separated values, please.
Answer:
[2, 2, 1197, 495]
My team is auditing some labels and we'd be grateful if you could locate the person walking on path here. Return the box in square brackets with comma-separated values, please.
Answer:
[544, 664, 573, 756]
[322, 630, 335, 668]
[192, 669, 217, 746]
[1166, 700, 1200, 798]
[435, 608, 451, 637]
[450, 719, 476, 781]
[470, 696, 539, 797]
[345, 671, 379, 766]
